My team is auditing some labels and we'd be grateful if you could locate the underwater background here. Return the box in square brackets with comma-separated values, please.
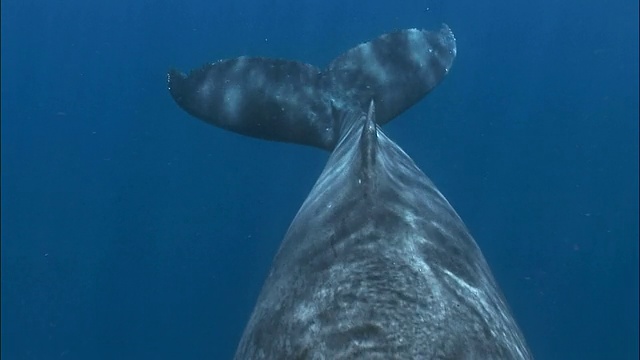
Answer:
[1, 0, 638, 359]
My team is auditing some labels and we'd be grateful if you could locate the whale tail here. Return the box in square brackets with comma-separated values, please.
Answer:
[168, 25, 456, 151]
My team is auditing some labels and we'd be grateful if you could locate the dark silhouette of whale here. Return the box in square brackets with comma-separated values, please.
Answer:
[168, 25, 532, 359]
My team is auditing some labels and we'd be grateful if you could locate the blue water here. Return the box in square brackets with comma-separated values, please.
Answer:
[1, 0, 637, 359]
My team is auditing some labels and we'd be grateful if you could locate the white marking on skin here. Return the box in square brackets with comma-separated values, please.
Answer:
[249, 68, 267, 88]
[224, 86, 242, 119]
[199, 76, 216, 98]
[406, 253, 448, 320]
[430, 218, 454, 240]
[443, 268, 477, 295]
[403, 209, 420, 230]
[233, 57, 249, 72]
[407, 239, 430, 274]
[360, 44, 388, 83]
[407, 29, 427, 66]
[294, 301, 315, 323]
[442, 267, 508, 337]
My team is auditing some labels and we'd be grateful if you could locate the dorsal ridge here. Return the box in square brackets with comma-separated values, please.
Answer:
[358, 101, 379, 195]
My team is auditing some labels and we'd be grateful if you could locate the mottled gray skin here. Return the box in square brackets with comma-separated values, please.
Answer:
[168, 25, 532, 359]
[234, 104, 531, 359]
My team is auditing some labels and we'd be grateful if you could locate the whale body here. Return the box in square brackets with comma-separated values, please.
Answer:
[168, 25, 532, 359]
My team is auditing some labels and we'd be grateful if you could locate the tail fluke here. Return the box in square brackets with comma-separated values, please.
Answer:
[168, 58, 336, 150]
[167, 25, 456, 151]
[324, 25, 456, 126]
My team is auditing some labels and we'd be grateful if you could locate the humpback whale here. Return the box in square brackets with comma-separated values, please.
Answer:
[168, 25, 532, 359]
